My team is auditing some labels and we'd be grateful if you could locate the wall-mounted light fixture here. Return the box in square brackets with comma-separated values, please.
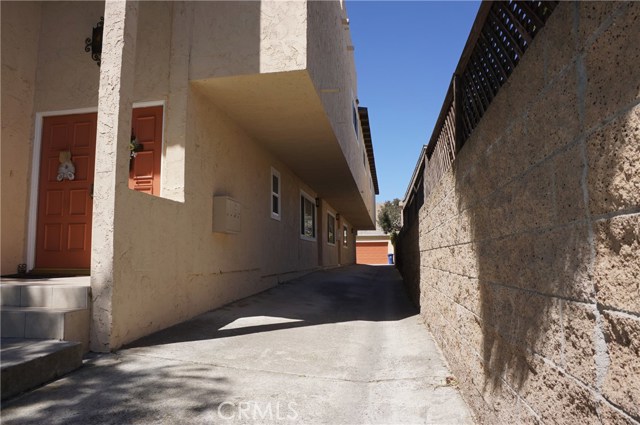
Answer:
[85, 17, 104, 66]
[336, 213, 340, 221]
[315, 197, 320, 208]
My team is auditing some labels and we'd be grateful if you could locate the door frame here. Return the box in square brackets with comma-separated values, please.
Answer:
[26, 101, 165, 271]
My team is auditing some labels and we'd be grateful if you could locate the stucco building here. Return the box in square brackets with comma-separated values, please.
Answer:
[1, 0, 378, 352]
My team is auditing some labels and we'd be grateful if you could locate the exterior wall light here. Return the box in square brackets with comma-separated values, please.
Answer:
[85, 17, 104, 66]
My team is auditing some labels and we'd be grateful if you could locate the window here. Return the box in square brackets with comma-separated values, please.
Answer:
[327, 213, 336, 245]
[300, 191, 316, 241]
[343, 225, 348, 247]
[271, 168, 281, 220]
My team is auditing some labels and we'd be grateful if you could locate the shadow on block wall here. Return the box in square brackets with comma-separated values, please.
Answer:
[395, 219, 421, 307]
[395, 2, 640, 422]
[450, 0, 639, 413]
[450, 52, 596, 392]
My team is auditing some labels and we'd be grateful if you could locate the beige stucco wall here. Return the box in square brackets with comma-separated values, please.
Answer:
[105, 84, 333, 347]
[0, 1, 173, 274]
[32, 1, 103, 112]
[0, 2, 42, 275]
[307, 0, 376, 228]
[2, 0, 369, 350]
[397, 2, 640, 423]
[105, 82, 360, 347]
[32, 0, 171, 112]
[189, 1, 306, 81]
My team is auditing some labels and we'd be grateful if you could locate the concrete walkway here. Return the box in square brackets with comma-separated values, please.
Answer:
[1, 265, 474, 425]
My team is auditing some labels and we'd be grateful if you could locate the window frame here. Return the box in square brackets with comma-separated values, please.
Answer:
[300, 190, 316, 241]
[327, 211, 336, 246]
[270, 167, 281, 221]
[343, 225, 348, 247]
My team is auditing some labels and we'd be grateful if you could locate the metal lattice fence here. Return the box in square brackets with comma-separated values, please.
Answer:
[406, 1, 558, 211]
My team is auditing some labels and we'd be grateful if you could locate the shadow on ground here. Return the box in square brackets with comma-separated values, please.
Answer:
[1, 265, 418, 424]
[126, 265, 416, 348]
[1, 354, 230, 425]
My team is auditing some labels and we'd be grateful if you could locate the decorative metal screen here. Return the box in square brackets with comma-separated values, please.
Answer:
[458, 1, 558, 142]
[413, 0, 559, 207]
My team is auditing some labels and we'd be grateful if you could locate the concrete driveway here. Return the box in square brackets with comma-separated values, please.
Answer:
[1, 265, 474, 424]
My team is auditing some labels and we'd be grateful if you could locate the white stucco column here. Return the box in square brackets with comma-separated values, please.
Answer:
[90, 0, 139, 352]
[162, 1, 192, 201]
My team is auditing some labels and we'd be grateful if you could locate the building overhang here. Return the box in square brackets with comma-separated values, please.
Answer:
[192, 70, 374, 228]
[358, 107, 379, 195]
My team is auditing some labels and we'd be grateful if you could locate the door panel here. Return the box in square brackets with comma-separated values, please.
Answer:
[129, 106, 163, 195]
[35, 107, 162, 270]
[356, 242, 389, 265]
[35, 113, 97, 269]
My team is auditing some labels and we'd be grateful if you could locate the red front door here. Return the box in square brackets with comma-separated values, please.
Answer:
[129, 106, 163, 195]
[35, 107, 163, 270]
[35, 113, 97, 270]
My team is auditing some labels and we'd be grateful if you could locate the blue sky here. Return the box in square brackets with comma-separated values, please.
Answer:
[347, 1, 481, 202]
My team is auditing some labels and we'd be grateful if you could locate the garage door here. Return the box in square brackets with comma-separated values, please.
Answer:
[356, 242, 388, 265]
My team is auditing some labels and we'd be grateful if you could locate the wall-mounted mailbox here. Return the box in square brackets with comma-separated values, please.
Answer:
[213, 196, 241, 234]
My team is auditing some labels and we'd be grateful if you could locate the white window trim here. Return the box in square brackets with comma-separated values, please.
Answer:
[300, 189, 316, 242]
[270, 167, 281, 221]
[327, 211, 336, 246]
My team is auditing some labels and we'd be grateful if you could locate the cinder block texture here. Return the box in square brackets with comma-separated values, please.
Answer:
[562, 301, 598, 387]
[397, 2, 640, 423]
[587, 107, 640, 216]
[602, 311, 640, 419]
[594, 214, 640, 312]
[583, 2, 640, 128]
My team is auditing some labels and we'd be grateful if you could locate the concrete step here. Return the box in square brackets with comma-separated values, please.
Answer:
[1, 280, 89, 309]
[1, 338, 83, 400]
[1, 307, 90, 351]
[0, 278, 91, 351]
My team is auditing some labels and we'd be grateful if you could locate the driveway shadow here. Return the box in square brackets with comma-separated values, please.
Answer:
[125, 265, 417, 349]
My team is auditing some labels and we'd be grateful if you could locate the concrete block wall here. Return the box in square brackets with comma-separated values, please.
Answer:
[397, 2, 640, 423]
[395, 218, 420, 306]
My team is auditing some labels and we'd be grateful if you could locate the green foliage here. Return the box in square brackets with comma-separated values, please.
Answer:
[377, 198, 402, 244]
